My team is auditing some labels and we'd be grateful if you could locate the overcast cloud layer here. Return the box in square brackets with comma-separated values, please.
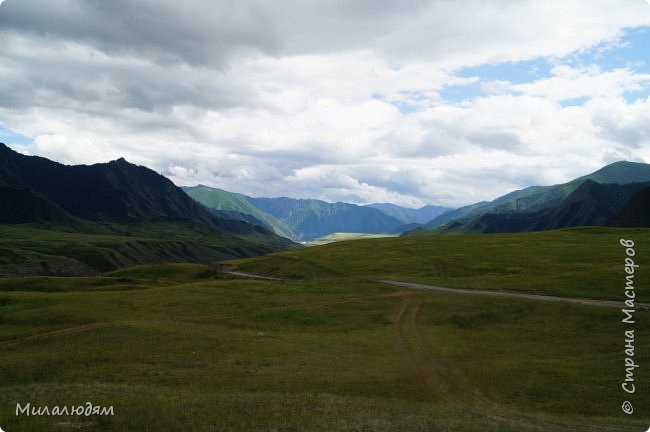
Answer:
[1, 0, 650, 207]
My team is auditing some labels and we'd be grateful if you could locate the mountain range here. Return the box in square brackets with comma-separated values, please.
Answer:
[187, 160, 650, 240]
[407, 161, 650, 235]
[2, 141, 649, 276]
[0, 143, 294, 275]
[183, 185, 420, 241]
[364, 203, 452, 224]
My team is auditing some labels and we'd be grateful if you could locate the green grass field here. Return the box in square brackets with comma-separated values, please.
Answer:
[235, 227, 650, 300]
[1, 228, 649, 430]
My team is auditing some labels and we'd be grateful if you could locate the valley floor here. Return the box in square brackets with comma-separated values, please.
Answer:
[1, 228, 649, 431]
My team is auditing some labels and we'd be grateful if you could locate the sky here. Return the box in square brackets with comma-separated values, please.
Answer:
[1, 1, 650, 208]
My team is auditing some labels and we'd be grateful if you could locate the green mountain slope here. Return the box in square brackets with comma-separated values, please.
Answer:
[577, 160, 650, 184]
[415, 180, 649, 234]
[185, 185, 405, 241]
[183, 185, 294, 238]
[543, 180, 646, 229]
[424, 161, 650, 228]
[249, 196, 403, 241]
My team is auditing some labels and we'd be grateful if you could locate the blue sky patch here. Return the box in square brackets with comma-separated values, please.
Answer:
[390, 101, 420, 114]
[373, 91, 430, 114]
[565, 26, 650, 73]
[438, 83, 483, 103]
[623, 87, 650, 102]
[455, 58, 553, 84]
[439, 59, 553, 104]
[437, 26, 650, 106]
[559, 96, 591, 108]
[0, 127, 33, 145]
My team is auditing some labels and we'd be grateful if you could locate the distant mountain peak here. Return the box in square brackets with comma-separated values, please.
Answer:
[577, 160, 650, 185]
[107, 157, 134, 167]
[601, 160, 642, 167]
[186, 185, 406, 241]
[366, 202, 453, 224]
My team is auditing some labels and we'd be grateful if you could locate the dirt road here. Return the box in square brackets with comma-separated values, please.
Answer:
[392, 292, 633, 431]
[380, 279, 649, 309]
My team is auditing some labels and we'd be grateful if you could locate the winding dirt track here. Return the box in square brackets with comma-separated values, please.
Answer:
[380, 279, 649, 309]
[0, 322, 115, 349]
[392, 293, 631, 432]
[2, 272, 639, 431]
[224, 271, 281, 280]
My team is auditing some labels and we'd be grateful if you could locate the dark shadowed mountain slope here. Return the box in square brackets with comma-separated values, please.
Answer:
[607, 186, 650, 228]
[1, 144, 218, 225]
[0, 182, 81, 226]
[0, 143, 286, 235]
[419, 180, 650, 235]
[424, 161, 650, 228]
[0, 144, 295, 275]
[543, 180, 647, 230]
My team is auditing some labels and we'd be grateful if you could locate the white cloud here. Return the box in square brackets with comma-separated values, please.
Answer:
[512, 65, 650, 101]
[1, 1, 650, 207]
[379, 0, 650, 67]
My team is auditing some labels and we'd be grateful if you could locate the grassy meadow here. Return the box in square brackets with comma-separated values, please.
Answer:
[235, 227, 650, 300]
[0, 228, 648, 430]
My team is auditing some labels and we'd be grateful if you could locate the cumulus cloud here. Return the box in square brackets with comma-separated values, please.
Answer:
[512, 65, 650, 101]
[1, 1, 650, 207]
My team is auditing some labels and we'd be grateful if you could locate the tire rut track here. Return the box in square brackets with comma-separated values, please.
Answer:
[393, 294, 628, 432]
[0, 320, 169, 349]
[381, 279, 648, 309]
[0, 322, 115, 348]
